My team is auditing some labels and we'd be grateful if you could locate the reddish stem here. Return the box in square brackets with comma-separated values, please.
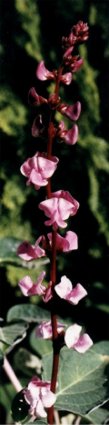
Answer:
[47, 69, 63, 424]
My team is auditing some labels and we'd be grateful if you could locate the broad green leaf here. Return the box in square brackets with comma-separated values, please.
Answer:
[33, 421, 47, 425]
[0, 383, 16, 412]
[30, 327, 52, 357]
[0, 237, 22, 265]
[7, 304, 50, 324]
[13, 348, 42, 377]
[0, 237, 49, 268]
[0, 323, 27, 346]
[43, 341, 109, 416]
[82, 407, 109, 424]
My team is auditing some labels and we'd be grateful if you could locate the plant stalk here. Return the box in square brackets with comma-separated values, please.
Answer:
[3, 357, 22, 392]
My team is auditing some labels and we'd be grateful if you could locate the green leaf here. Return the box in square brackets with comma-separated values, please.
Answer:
[95, 304, 109, 314]
[0, 237, 22, 266]
[0, 323, 27, 346]
[0, 383, 16, 412]
[33, 421, 47, 425]
[7, 304, 50, 324]
[30, 327, 52, 357]
[43, 341, 109, 416]
[13, 348, 42, 377]
[82, 406, 109, 424]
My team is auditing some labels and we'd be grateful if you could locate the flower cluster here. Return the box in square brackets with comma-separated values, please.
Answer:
[17, 21, 92, 421]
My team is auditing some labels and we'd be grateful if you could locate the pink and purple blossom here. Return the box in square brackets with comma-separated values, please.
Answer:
[39, 190, 79, 228]
[17, 236, 45, 261]
[23, 377, 56, 418]
[35, 320, 65, 339]
[59, 101, 81, 121]
[20, 152, 59, 190]
[55, 275, 87, 304]
[18, 272, 53, 303]
[46, 230, 78, 252]
[64, 324, 93, 353]
[18, 271, 46, 297]
[57, 121, 78, 145]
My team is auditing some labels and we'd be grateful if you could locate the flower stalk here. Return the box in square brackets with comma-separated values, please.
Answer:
[17, 21, 93, 423]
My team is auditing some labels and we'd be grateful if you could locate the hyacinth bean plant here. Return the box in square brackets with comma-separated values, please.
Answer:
[18, 20, 93, 423]
[2, 21, 109, 425]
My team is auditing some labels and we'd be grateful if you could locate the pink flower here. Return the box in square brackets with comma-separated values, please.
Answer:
[35, 320, 65, 339]
[39, 190, 79, 228]
[18, 273, 53, 303]
[62, 22, 89, 51]
[36, 60, 55, 81]
[72, 21, 89, 42]
[64, 324, 93, 353]
[55, 276, 87, 304]
[18, 271, 46, 297]
[57, 121, 78, 145]
[70, 57, 83, 73]
[59, 101, 81, 121]
[31, 115, 44, 138]
[17, 236, 45, 261]
[20, 152, 59, 190]
[28, 87, 47, 106]
[23, 377, 56, 418]
[60, 72, 72, 85]
[47, 231, 78, 252]
[36, 61, 72, 86]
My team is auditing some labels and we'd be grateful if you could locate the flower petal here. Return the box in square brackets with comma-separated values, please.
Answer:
[59, 101, 81, 121]
[73, 333, 93, 353]
[69, 283, 87, 304]
[55, 276, 72, 299]
[64, 324, 82, 348]
[65, 231, 78, 251]
[28, 87, 47, 105]
[36, 61, 54, 81]
[61, 72, 72, 85]
[42, 390, 56, 408]
[32, 115, 44, 137]
[35, 399, 47, 418]
[18, 276, 33, 296]
[64, 124, 78, 145]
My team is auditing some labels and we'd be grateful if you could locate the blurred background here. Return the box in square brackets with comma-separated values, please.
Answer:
[0, 0, 109, 336]
[0, 1, 109, 417]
